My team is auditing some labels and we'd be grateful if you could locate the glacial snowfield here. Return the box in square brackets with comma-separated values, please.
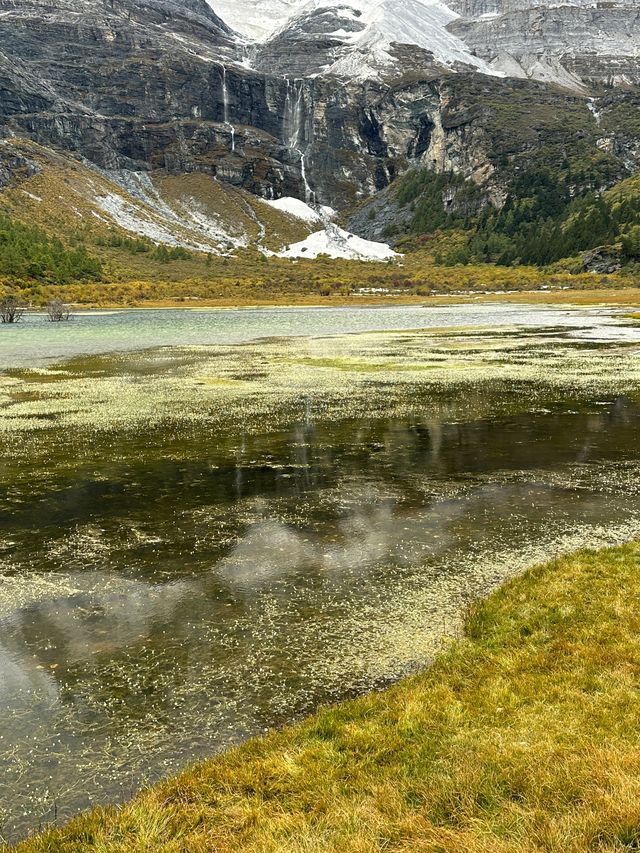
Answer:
[215, 0, 498, 78]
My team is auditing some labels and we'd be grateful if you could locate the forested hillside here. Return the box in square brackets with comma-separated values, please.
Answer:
[0, 215, 103, 283]
[383, 168, 640, 269]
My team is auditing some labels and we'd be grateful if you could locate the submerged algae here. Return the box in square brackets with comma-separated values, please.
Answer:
[1, 325, 640, 437]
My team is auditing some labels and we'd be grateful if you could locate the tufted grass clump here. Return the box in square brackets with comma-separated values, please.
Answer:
[14, 541, 640, 852]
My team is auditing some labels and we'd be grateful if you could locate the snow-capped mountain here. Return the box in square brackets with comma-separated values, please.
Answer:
[0, 0, 639, 259]
[210, 0, 639, 89]
[251, 0, 498, 79]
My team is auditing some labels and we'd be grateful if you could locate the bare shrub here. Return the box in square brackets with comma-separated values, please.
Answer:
[46, 299, 71, 322]
[0, 296, 25, 324]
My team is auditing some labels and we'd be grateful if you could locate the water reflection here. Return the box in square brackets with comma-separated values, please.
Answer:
[1, 396, 640, 841]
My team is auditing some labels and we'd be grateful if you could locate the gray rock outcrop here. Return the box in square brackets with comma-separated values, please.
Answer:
[0, 0, 638, 214]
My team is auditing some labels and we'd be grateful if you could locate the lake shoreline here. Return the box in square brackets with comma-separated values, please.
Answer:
[6, 301, 635, 371]
[54, 287, 640, 311]
[14, 539, 640, 852]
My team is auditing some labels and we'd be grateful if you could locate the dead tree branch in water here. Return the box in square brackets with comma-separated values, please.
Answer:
[0, 296, 25, 324]
[46, 299, 71, 322]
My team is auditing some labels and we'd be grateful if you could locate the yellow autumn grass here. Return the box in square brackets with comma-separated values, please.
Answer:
[14, 542, 640, 852]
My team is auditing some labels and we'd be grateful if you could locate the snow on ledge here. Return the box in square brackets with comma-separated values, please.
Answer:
[263, 196, 335, 224]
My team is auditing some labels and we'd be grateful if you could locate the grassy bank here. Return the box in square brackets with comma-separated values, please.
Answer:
[1, 241, 639, 310]
[5, 287, 640, 312]
[15, 541, 640, 852]
[63, 287, 640, 310]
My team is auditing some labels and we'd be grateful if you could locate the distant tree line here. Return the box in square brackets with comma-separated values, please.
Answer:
[394, 167, 640, 268]
[0, 214, 102, 283]
[97, 231, 192, 262]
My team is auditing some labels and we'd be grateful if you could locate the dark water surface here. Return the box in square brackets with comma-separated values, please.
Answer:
[1, 305, 640, 842]
[1, 398, 640, 840]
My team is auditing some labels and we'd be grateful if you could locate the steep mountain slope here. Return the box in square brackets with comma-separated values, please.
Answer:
[0, 137, 404, 262]
[0, 0, 638, 264]
[223, 0, 639, 89]
[0, 139, 316, 255]
[251, 0, 498, 79]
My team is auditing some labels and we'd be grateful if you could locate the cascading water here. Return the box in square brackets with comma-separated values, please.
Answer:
[283, 78, 315, 206]
[222, 65, 229, 124]
[220, 64, 236, 153]
[300, 154, 314, 206]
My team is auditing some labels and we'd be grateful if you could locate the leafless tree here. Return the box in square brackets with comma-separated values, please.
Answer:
[46, 299, 71, 322]
[0, 296, 25, 324]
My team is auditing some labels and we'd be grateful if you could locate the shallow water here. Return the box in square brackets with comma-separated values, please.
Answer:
[0, 303, 636, 368]
[1, 306, 640, 843]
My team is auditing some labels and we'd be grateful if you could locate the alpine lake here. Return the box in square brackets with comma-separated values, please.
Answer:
[2, 303, 640, 843]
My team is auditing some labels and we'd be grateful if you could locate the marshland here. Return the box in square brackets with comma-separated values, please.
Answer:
[2, 303, 640, 848]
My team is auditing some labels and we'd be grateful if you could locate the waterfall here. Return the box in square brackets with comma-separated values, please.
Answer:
[283, 78, 315, 206]
[291, 81, 304, 151]
[220, 64, 236, 153]
[587, 97, 602, 127]
[300, 152, 314, 206]
[284, 78, 292, 143]
[222, 65, 229, 124]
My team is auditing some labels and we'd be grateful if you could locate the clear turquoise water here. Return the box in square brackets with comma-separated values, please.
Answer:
[0, 303, 635, 367]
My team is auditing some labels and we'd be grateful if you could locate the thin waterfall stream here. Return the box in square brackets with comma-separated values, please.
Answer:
[220, 64, 235, 153]
[284, 77, 314, 204]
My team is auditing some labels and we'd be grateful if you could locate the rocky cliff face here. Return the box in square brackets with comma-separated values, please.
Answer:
[0, 0, 638, 234]
[447, 0, 640, 89]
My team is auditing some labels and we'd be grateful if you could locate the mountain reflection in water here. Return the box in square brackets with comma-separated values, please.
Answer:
[1, 395, 640, 841]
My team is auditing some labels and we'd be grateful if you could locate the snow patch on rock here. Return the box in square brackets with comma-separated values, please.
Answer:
[263, 196, 322, 222]
[279, 223, 398, 261]
[262, 195, 336, 224]
[211, 0, 300, 40]
[92, 171, 250, 253]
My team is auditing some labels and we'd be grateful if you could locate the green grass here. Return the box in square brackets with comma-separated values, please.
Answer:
[14, 541, 640, 852]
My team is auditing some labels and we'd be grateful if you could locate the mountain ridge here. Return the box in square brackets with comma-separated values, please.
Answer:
[0, 0, 638, 264]
[214, 0, 640, 90]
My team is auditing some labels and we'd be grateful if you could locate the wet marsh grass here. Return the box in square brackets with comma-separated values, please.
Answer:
[14, 541, 640, 852]
[283, 357, 468, 373]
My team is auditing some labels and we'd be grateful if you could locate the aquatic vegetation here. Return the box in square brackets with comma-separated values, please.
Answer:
[15, 540, 640, 852]
[2, 321, 640, 440]
[2, 309, 640, 844]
